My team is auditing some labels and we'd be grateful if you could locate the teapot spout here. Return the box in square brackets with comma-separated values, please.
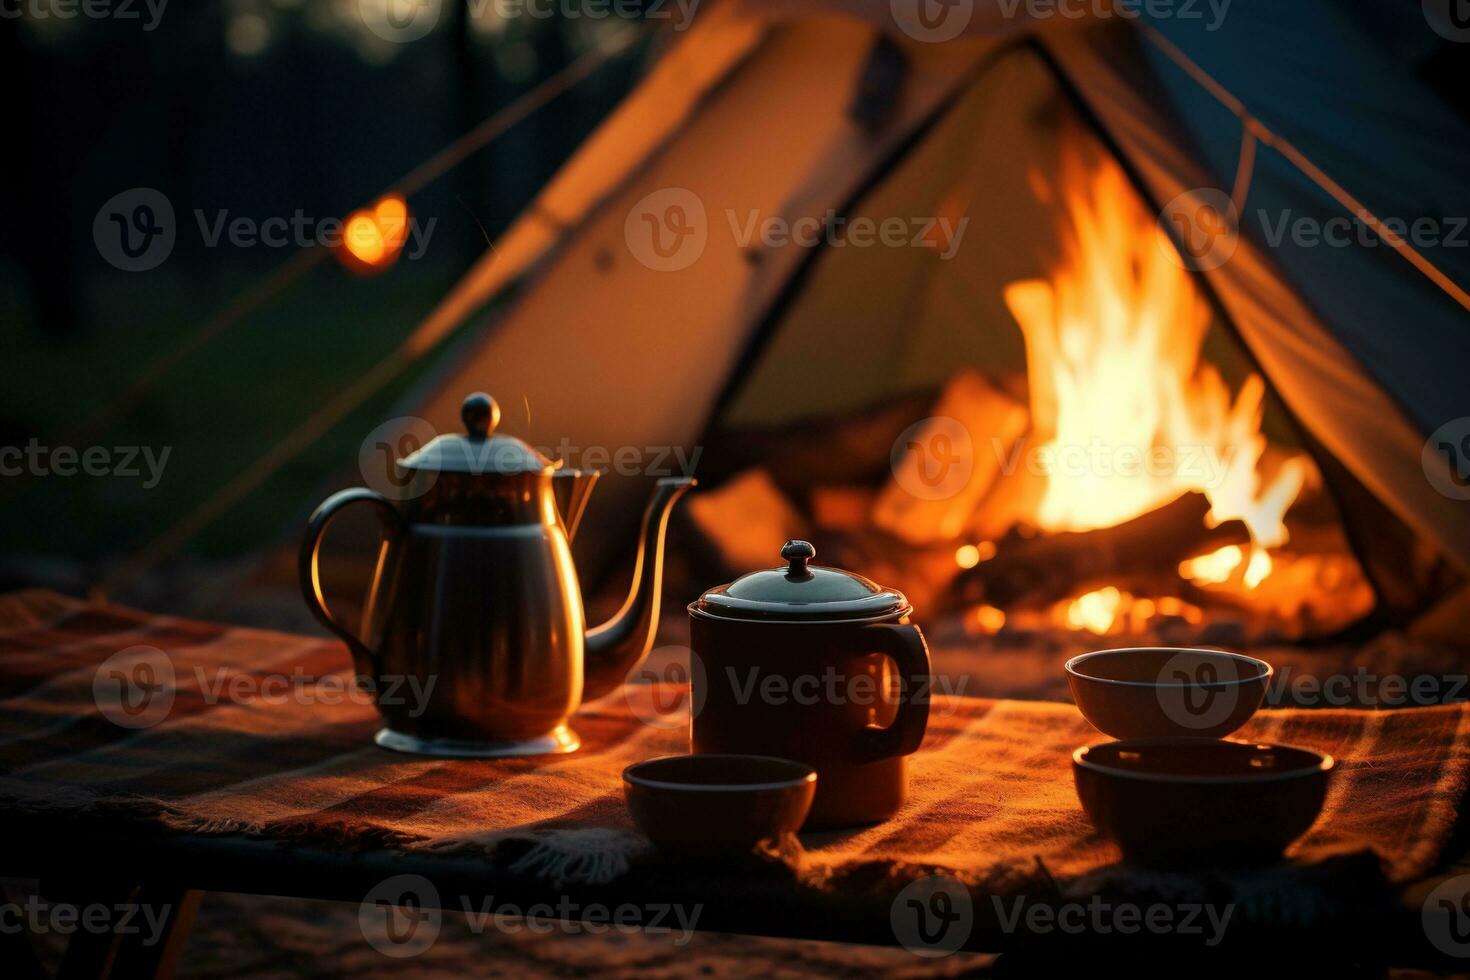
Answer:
[582, 476, 695, 703]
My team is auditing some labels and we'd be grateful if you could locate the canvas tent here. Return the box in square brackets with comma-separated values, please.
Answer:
[392, 0, 1470, 614]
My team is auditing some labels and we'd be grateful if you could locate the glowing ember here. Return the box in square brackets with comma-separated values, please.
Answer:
[1066, 586, 1126, 635]
[1005, 151, 1310, 586]
[1181, 542, 1285, 591]
[954, 541, 997, 569]
[1179, 544, 1244, 585]
[1244, 548, 1272, 589]
[974, 604, 1007, 635]
[1057, 588, 1203, 635]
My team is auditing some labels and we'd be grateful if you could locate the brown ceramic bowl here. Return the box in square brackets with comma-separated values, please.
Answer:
[623, 754, 817, 857]
[1065, 647, 1272, 739]
[1073, 738, 1334, 867]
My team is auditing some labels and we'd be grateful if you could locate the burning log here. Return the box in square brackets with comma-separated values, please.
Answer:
[955, 492, 1251, 608]
[699, 391, 938, 493]
[684, 468, 809, 577]
[810, 485, 876, 531]
[872, 370, 1029, 546]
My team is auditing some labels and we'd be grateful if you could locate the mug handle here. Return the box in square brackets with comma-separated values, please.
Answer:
[298, 488, 402, 677]
[855, 622, 931, 762]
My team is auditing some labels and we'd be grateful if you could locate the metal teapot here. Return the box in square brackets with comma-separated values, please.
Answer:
[299, 392, 694, 757]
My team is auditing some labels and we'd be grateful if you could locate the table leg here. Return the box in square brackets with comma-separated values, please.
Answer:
[107, 887, 201, 980]
[47, 882, 201, 980]
[52, 880, 136, 980]
[0, 911, 48, 980]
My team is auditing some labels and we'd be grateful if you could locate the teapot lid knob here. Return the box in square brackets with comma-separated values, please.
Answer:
[781, 539, 816, 577]
[461, 392, 500, 440]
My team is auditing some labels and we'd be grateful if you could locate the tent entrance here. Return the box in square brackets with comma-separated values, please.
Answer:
[686, 44, 1374, 645]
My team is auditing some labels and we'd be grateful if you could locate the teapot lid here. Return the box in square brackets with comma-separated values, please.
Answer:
[694, 541, 910, 623]
[398, 393, 553, 475]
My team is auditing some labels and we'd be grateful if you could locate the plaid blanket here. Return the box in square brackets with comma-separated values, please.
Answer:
[1, 589, 1467, 947]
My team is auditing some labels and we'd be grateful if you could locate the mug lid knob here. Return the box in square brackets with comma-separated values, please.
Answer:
[781, 540, 816, 577]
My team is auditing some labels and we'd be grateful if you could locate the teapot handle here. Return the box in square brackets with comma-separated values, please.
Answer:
[298, 488, 402, 678]
[855, 622, 932, 763]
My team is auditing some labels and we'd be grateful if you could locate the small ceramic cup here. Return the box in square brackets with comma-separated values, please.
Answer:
[623, 754, 817, 857]
[1066, 647, 1272, 740]
[1073, 737, 1334, 867]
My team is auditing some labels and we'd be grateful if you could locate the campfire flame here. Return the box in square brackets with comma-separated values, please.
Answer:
[1005, 152, 1309, 594]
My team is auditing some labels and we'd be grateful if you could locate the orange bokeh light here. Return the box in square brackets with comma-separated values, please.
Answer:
[338, 194, 410, 274]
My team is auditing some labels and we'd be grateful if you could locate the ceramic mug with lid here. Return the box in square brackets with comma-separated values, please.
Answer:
[688, 540, 931, 828]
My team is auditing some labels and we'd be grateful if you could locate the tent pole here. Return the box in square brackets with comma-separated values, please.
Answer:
[1140, 26, 1470, 319]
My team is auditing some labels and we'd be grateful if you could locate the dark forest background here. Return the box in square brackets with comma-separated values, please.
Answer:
[0, 3, 652, 583]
